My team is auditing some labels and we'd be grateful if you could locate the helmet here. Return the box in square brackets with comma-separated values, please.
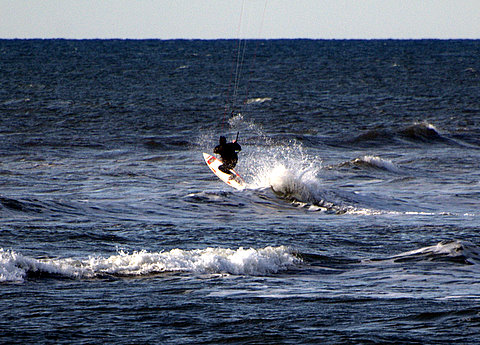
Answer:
[219, 136, 227, 144]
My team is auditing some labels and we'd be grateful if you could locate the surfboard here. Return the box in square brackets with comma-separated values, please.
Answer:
[203, 152, 245, 190]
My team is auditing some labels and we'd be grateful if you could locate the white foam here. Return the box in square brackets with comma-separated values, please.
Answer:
[0, 246, 299, 283]
[0, 249, 28, 283]
[246, 97, 272, 104]
[345, 207, 384, 216]
[355, 155, 401, 173]
[0, 248, 84, 283]
[417, 121, 438, 131]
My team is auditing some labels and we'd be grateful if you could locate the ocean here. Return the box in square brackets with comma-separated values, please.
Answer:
[1, 39, 479, 344]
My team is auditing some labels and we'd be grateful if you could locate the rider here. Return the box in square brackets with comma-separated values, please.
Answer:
[214, 135, 241, 177]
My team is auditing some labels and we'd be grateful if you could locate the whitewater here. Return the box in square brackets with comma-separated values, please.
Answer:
[0, 246, 299, 283]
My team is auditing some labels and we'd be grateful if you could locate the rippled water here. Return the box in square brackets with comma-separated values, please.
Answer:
[1, 39, 480, 344]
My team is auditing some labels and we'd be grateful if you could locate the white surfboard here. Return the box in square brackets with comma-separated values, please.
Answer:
[203, 152, 246, 190]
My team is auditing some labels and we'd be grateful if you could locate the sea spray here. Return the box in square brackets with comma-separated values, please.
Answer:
[225, 113, 335, 209]
[228, 114, 321, 182]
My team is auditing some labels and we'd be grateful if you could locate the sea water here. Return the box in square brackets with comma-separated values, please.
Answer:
[1, 39, 480, 344]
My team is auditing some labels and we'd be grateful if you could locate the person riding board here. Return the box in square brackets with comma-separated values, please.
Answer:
[214, 134, 241, 179]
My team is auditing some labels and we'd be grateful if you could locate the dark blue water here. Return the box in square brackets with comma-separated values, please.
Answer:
[1, 39, 480, 344]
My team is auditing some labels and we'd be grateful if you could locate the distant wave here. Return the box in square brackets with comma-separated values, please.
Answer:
[387, 240, 480, 265]
[349, 122, 451, 147]
[351, 128, 393, 145]
[399, 122, 445, 142]
[302, 240, 480, 268]
[144, 138, 190, 150]
[246, 97, 272, 105]
[337, 155, 401, 173]
[0, 246, 300, 283]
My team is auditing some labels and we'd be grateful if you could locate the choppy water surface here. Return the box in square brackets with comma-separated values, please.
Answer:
[1, 39, 480, 344]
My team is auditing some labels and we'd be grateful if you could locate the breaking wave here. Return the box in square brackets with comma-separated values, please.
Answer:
[337, 155, 401, 173]
[388, 240, 480, 265]
[0, 246, 300, 283]
[3, 241, 478, 284]
[246, 97, 272, 104]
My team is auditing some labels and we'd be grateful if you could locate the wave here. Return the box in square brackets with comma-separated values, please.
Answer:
[337, 155, 401, 173]
[0, 246, 300, 283]
[0, 196, 44, 213]
[245, 97, 272, 104]
[301, 240, 480, 271]
[144, 137, 190, 150]
[398, 122, 445, 142]
[351, 128, 394, 145]
[4, 241, 477, 284]
[0, 196, 83, 217]
[210, 115, 476, 215]
[243, 151, 390, 214]
[350, 121, 451, 147]
[388, 240, 480, 265]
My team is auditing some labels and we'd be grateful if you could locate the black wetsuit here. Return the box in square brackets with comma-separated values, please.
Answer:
[214, 141, 241, 175]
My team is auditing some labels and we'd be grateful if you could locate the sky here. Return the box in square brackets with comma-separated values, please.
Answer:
[1, 0, 479, 39]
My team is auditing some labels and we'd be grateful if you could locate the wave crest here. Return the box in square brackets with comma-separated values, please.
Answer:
[391, 240, 480, 265]
[339, 155, 401, 173]
[0, 246, 299, 283]
[399, 122, 444, 142]
[246, 97, 272, 104]
[351, 121, 448, 146]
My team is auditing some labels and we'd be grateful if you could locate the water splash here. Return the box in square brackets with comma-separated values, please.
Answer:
[227, 113, 322, 187]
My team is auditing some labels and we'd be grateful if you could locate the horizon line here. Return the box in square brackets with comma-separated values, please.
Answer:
[1, 37, 479, 41]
